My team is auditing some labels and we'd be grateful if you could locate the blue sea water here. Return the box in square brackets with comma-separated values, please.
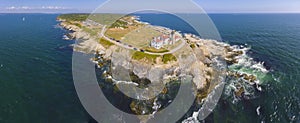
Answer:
[0, 14, 89, 123]
[0, 13, 299, 123]
[137, 13, 300, 123]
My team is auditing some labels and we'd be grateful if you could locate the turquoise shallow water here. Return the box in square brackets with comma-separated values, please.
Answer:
[0, 13, 299, 123]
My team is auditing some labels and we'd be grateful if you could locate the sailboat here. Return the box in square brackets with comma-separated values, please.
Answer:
[22, 17, 25, 21]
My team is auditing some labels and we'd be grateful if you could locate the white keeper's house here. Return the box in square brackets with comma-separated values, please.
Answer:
[150, 31, 181, 49]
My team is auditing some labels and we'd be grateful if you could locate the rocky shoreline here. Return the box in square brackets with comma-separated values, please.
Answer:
[57, 15, 265, 122]
[58, 19, 106, 54]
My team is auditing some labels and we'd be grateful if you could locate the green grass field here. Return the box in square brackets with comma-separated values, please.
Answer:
[131, 51, 160, 63]
[81, 26, 99, 36]
[99, 38, 114, 49]
[144, 47, 169, 53]
[58, 14, 89, 22]
[89, 14, 125, 25]
[122, 26, 161, 48]
[58, 14, 126, 26]
[162, 54, 177, 64]
[105, 25, 141, 40]
[131, 52, 177, 64]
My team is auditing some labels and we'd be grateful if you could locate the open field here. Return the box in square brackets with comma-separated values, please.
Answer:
[81, 26, 100, 36]
[122, 26, 162, 48]
[99, 38, 114, 49]
[59, 14, 181, 64]
[89, 14, 125, 25]
[58, 14, 89, 22]
[105, 25, 141, 40]
[58, 14, 129, 26]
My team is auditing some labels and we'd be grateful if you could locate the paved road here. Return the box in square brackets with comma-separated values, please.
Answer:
[100, 26, 187, 55]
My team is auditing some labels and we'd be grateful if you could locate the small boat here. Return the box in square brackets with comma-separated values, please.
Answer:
[22, 17, 26, 21]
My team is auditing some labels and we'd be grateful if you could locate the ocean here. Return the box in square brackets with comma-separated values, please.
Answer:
[0, 13, 299, 123]
[0, 14, 89, 123]
[136, 13, 300, 122]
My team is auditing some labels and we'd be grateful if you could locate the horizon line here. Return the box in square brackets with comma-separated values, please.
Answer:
[1, 12, 300, 14]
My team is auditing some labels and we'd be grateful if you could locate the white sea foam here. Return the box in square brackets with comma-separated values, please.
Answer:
[182, 116, 200, 123]
[224, 44, 270, 103]
[107, 75, 112, 79]
[251, 62, 268, 73]
[112, 79, 139, 86]
[256, 106, 261, 116]
[150, 98, 161, 117]
[53, 24, 63, 29]
[230, 45, 269, 74]
[181, 110, 201, 123]
[256, 84, 263, 91]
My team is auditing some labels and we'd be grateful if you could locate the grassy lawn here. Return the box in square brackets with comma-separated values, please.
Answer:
[58, 14, 130, 26]
[58, 14, 89, 22]
[99, 38, 114, 49]
[109, 20, 128, 28]
[81, 26, 99, 36]
[131, 52, 177, 64]
[105, 25, 141, 40]
[89, 14, 127, 25]
[144, 47, 169, 53]
[122, 26, 162, 48]
[162, 54, 177, 64]
[68, 22, 82, 28]
[131, 51, 160, 63]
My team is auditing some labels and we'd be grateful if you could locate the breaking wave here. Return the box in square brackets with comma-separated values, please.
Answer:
[224, 44, 271, 103]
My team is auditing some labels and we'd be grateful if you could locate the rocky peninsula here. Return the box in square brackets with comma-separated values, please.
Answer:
[57, 14, 265, 122]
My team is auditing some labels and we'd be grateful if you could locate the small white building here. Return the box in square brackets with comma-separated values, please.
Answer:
[151, 37, 164, 49]
[150, 31, 181, 49]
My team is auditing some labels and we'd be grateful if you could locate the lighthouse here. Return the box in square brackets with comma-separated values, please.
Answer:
[170, 30, 176, 44]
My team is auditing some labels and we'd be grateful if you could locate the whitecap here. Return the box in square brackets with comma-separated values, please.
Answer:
[63, 35, 71, 40]
[92, 61, 98, 64]
[291, 115, 296, 121]
[256, 84, 262, 91]
[192, 111, 199, 120]
[182, 117, 199, 123]
[112, 79, 139, 86]
[251, 62, 269, 73]
[272, 74, 281, 83]
[107, 75, 112, 79]
[256, 106, 261, 116]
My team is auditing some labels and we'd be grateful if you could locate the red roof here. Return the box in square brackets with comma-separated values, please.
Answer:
[162, 35, 169, 39]
[153, 37, 163, 42]
[153, 34, 174, 43]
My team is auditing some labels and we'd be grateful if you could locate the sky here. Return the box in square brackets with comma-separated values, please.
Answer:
[0, 0, 300, 13]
